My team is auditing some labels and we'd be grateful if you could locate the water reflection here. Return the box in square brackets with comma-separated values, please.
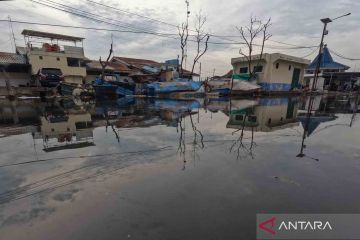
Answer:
[0, 94, 360, 238]
[296, 94, 359, 160]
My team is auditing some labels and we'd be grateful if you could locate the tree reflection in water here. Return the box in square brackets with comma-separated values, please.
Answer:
[176, 110, 205, 170]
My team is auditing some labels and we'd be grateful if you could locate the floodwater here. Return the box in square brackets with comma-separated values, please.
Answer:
[0, 95, 359, 240]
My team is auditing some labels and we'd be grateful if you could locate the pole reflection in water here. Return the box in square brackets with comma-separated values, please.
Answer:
[297, 93, 359, 161]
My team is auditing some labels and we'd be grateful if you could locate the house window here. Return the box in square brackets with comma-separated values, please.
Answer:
[239, 67, 248, 73]
[67, 58, 80, 67]
[39, 56, 43, 60]
[288, 65, 292, 70]
[276, 63, 279, 69]
[248, 115, 257, 123]
[235, 115, 244, 121]
[253, 65, 263, 73]
[56, 57, 60, 61]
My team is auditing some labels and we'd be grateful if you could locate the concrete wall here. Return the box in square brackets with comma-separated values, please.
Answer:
[232, 59, 268, 82]
[269, 59, 306, 85]
[232, 53, 309, 91]
[27, 49, 86, 83]
[0, 72, 31, 87]
[85, 74, 98, 84]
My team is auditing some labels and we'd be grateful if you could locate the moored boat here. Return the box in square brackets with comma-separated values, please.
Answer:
[146, 78, 203, 95]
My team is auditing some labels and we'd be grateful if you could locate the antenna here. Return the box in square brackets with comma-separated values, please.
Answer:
[7, 16, 16, 52]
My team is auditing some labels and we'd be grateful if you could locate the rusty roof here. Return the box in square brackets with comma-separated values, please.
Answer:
[22, 29, 84, 42]
[0, 52, 27, 65]
[112, 56, 162, 68]
[86, 60, 132, 72]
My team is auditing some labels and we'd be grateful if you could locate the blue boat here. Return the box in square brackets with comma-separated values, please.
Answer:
[92, 77, 118, 97]
[212, 88, 230, 95]
[146, 78, 203, 95]
[93, 74, 136, 98]
[116, 85, 135, 97]
[147, 99, 202, 112]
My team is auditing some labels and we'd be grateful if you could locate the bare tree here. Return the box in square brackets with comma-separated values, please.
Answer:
[236, 17, 272, 80]
[190, 12, 210, 77]
[99, 42, 113, 80]
[254, 18, 272, 72]
[178, 22, 189, 78]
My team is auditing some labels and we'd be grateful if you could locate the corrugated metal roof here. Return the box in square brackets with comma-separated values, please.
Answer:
[22, 29, 84, 42]
[307, 45, 350, 70]
[0, 52, 27, 65]
[86, 60, 131, 72]
[112, 56, 162, 68]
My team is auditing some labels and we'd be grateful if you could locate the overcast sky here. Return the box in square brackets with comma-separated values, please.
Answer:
[0, 0, 359, 77]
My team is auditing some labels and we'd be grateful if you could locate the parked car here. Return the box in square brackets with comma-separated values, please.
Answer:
[37, 68, 64, 87]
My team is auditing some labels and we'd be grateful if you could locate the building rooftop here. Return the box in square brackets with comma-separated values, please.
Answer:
[21, 29, 84, 42]
[112, 56, 162, 68]
[307, 45, 350, 70]
[0, 52, 27, 65]
[86, 60, 132, 73]
[232, 52, 310, 65]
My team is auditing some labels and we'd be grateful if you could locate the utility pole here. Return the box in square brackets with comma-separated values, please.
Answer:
[7, 16, 16, 52]
[299, 12, 351, 159]
[199, 62, 201, 81]
[184, 0, 190, 69]
[311, 13, 351, 92]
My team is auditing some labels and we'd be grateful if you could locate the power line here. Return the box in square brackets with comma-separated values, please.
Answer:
[30, 0, 164, 35]
[24, 0, 318, 50]
[329, 49, 360, 61]
[0, 18, 319, 50]
[85, 0, 178, 29]
[83, 0, 318, 48]
[300, 46, 319, 58]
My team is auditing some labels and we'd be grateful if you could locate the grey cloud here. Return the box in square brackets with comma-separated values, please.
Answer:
[0, 0, 359, 75]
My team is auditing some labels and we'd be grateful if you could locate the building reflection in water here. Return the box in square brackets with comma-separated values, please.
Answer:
[226, 98, 300, 159]
[0, 95, 358, 163]
[33, 105, 94, 152]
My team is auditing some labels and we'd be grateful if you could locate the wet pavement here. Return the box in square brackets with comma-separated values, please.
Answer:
[0, 95, 359, 240]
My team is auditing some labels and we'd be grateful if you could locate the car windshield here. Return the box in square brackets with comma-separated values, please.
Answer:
[42, 68, 62, 75]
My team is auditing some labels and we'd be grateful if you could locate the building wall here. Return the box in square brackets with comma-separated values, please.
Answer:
[85, 74, 98, 83]
[232, 53, 308, 91]
[0, 72, 31, 87]
[27, 50, 86, 83]
[269, 59, 306, 85]
[232, 59, 269, 82]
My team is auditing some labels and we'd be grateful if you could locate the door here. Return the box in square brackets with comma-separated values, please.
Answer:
[291, 68, 301, 89]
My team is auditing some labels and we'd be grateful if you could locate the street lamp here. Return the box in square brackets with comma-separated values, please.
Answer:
[299, 13, 351, 160]
[311, 13, 351, 92]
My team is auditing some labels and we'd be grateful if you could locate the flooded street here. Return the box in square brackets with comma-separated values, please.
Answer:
[0, 95, 359, 240]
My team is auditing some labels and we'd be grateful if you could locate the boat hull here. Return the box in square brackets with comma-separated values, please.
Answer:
[146, 80, 202, 95]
